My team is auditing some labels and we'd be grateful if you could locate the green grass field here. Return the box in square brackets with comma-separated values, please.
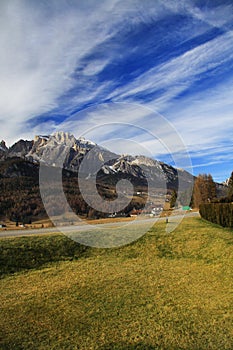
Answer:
[0, 217, 233, 350]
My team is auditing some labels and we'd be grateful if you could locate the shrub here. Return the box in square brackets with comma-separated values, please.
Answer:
[199, 203, 233, 228]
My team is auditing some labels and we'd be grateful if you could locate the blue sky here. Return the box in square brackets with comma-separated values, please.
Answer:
[0, 0, 233, 182]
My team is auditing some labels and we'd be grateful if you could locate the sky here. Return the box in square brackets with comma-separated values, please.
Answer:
[0, 0, 233, 182]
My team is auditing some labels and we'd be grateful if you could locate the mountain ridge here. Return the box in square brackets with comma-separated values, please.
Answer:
[0, 132, 194, 191]
[0, 132, 227, 194]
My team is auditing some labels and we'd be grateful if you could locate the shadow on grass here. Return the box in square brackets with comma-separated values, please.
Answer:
[0, 234, 91, 277]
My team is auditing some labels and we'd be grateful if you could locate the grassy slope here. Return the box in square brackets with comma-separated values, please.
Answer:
[0, 217, 233, 350]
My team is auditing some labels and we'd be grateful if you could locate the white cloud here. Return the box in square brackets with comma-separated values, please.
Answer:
[0, 0, 131, 143]
[0, 0, 175, 144]
[0, 0, 232, 183]
[163, 77, 233, 153]
[161, 0, 233, 29]
[108, 30, 233, 107]
[82, 59, 110, 76]
[58, 102, 193, 172]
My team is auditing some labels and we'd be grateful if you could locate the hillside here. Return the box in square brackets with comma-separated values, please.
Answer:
[1, 217, 233, 349]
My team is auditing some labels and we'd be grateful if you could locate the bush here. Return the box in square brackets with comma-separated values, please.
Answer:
[199, 203, 233, 228]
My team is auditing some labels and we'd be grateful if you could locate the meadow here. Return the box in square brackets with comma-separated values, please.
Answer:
[0, 217, 233, 350]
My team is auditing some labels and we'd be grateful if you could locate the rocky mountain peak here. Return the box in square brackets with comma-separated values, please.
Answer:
[34, 135, 49, 142]
[0, 140, 8, 152]
[25, 132, 97, 168]
[52, 131, 76, 144]
[223, 178, 229, 186]
[131, 155, 161, 168]
[7, 139, 34, 158]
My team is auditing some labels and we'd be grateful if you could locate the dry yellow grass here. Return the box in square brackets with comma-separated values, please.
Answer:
[0, 217, 233, 349]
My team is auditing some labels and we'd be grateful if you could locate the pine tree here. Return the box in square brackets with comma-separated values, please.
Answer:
[170, 190, 177, 208]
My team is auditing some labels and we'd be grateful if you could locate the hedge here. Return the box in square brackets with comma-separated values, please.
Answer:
[199, 203, 233, 228]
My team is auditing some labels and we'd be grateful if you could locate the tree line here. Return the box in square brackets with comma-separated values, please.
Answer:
[0, 171, 147, 224]
[1, 155, 233, 226]
[198, 171, 233, 228]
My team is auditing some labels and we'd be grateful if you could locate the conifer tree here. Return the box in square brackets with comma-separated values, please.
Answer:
[170, 189, 177, 208]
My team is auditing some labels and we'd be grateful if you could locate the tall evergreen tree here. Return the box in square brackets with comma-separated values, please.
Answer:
[170, 189, 177, 208]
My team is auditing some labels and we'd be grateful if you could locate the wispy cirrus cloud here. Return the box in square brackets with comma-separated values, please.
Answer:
[0, 0, 233, 181]
[166, 77, 233, 150]
[0, 0, 128, 142]
[107, 30, 233, 105]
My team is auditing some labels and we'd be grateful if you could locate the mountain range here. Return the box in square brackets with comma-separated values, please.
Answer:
[0, 131, 195, 190]
[0, 132, 228, 222]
